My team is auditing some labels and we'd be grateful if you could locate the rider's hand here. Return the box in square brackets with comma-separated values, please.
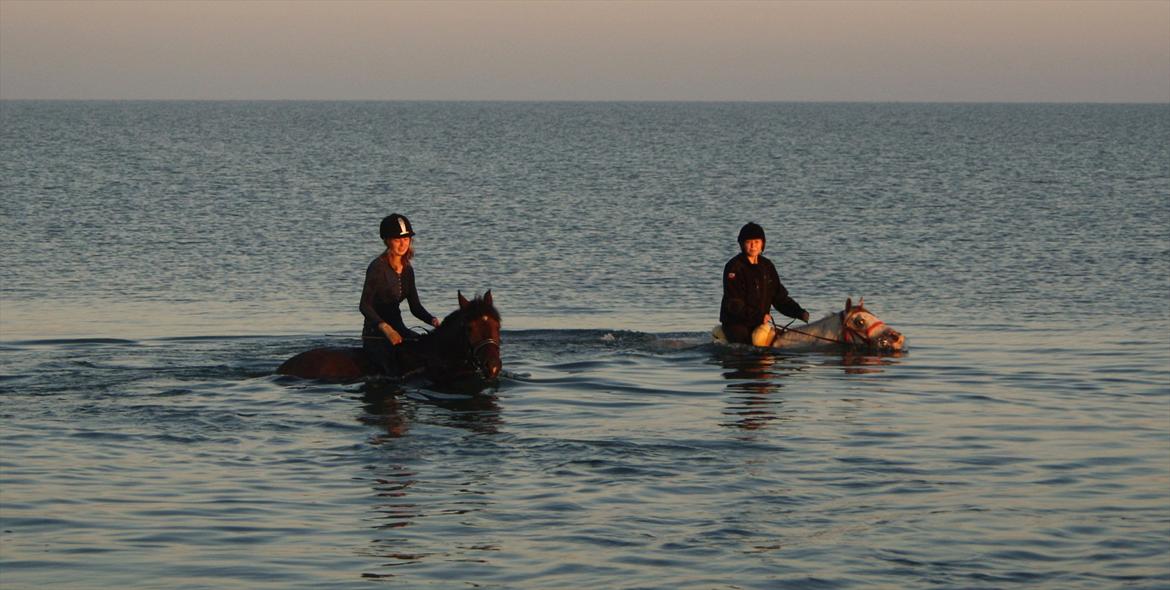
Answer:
[380, 323, 403, 345]
[763, 313, 773, 325]
[431, 318, 441, 328]
[801, 311, 810, 323]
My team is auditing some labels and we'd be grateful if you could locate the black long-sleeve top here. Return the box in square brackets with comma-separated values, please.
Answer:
[359, 255, 436, 340]
[719, 252, 807, 327]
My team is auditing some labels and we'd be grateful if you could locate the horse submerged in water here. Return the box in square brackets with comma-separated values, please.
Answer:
[713, 297, 905, 353]
[278, 291, 502, 385]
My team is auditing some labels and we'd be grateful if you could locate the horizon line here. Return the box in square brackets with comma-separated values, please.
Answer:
[3, 98, 1168, 105]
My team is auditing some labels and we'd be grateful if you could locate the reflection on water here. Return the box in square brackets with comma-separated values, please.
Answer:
[717, 348, 789, 431]
[358, 382, 411, 439]
[838, 350, 904, 374]
[716, 346, 905, 431]
[1, 330, 1165, 589]
[355, 381, 505, 578]
[368, 464, 419, 531]
[359, 382, 504, 442]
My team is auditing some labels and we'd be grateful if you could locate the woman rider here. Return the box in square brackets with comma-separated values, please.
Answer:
[719, 222, 810, 345]
[359, 214, 442, 375]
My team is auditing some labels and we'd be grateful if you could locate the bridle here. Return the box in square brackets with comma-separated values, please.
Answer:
[457, 314, 500, 379]
[840, 310, 888, 347]
[468, 335, 500, 377]
[420, 314, 500, 379]
[770, 309, 887, 347]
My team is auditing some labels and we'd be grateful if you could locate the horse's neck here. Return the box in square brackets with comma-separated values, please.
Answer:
[426, 316, 465, 357]
[777, 313, 841, 344]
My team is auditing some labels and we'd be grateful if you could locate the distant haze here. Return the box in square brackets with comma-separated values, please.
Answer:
[1, 0, 1167, 102]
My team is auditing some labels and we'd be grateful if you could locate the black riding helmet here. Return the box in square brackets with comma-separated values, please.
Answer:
[380, 214, 415, 240]
[737, 222, 766, 249]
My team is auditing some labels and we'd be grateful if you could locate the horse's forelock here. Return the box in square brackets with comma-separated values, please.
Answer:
[440, 295, 500, 329]
[463, 295, 501, 323]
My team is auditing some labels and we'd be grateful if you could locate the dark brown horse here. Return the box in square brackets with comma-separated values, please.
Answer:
[277, 291, 501, 385]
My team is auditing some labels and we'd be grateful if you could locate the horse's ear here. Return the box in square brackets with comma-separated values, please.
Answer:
[484, 290, 492, 307]
[458, 291, 469, 309]
[845, 297, 853, 312]
[858, 296, 864, 309]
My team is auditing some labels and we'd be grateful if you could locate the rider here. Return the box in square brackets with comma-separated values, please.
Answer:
[360, 214, 442, 374]
[719, 222, 810, 345]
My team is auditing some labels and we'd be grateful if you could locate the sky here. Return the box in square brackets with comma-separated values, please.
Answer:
[1, 0, 1167, 102]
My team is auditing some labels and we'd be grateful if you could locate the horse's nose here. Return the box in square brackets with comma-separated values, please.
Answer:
[483, 357, 502, 380]
[888, 330, 904, 350]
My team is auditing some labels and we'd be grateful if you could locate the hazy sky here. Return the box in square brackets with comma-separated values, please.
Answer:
[1, 0, 1167, 102]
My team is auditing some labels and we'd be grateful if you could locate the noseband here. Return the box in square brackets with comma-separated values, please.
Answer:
[840, 310, 887, 347]
[468, 336, 500, 376]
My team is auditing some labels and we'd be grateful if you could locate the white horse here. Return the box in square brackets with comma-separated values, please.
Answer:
[713, 298, 905, 352]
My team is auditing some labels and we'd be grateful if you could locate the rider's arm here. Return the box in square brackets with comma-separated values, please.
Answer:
[359, 259, 387, 328]
[767, 262, 808, 321]
[403, 266, 437, 327]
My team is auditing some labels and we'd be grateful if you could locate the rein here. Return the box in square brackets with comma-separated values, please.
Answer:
[772, 310, 885, 347]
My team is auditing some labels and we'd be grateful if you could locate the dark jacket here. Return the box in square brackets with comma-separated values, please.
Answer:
[720, 253, 806, 328]
[359, 255, 436, 340]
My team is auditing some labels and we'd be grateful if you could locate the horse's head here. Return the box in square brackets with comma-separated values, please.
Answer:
[841, 297, 905, 352]
[447, 290, 502, 381]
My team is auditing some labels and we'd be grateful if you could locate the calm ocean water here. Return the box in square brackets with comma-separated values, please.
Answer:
[1, 101, 1168, 589]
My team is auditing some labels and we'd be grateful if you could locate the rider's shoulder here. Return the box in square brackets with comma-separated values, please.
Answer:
[725, 252, 749, 268]
[366, 255, 388, 272]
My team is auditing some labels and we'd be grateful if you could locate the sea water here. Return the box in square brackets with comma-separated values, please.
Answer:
[1, 101, 1167, 588]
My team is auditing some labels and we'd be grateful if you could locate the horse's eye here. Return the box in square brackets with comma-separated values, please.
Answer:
[854, 317, 866, 327]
